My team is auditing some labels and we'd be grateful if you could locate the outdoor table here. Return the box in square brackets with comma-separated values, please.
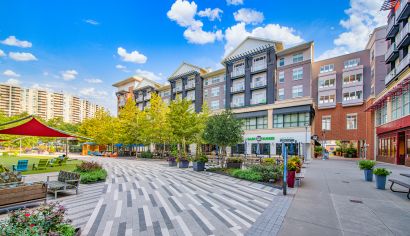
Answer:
[400, 173, 410, 178]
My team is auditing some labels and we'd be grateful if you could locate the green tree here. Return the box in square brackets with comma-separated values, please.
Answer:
[80, 108, 119, 146]
[203, 110, 243, 162]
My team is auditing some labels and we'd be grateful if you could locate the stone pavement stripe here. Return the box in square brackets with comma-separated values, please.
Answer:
[141, 187, 150, 201]
[114, 189, 119, 200]
[102, 185, 108, 193]
[125, 228, 132, 236]
[149, 194, 158, 207]
[119, 183, 123, 192]
[106, 184, 112, 193]
[168, 185, 183, 197]
[149, 182, 157, 190]
[161, 227, 170, 236]
[202, 203, 233, 228]
[138, 188, 143, 195]
[187, 209, 212, 235]
[70, 213, 92, 222]
[63, 199, 98, 209]
[87, 204, 107, 236]
[153, 221, 162, 236]
[235, 209, 256, 222]
[188, 203, 216, 231]
[127, 191, 132, 207]
[185, 193, 202, 206]
[170, 196, 186, 210]
[211, 206, 240, 229]
[155, 191, 176, 219]
[102, 220, 113, 236]
[130, 188, 136, 200]
[175, 215, 192, 236]
[115, 200, 123, 218]
[207, 194, 235, 209]
[222, 194, 263, 214]
[81, 198, 104, 235]
[168, 197, 182, 212]
[138, 207, 147, 232]
[117, 222, 127, 236]
[159, 207, 174, 230]
[162, 186, 174, 196]
[143, 205, 153, 227]
[227, 209, 254, 225]
[122, 182, 127, 191]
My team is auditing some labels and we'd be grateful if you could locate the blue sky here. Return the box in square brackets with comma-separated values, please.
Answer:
[0, 0, 387, 113]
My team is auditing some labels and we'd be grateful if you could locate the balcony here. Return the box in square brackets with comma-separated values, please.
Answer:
[174, 86, 182, 93]
[145, 93, 151, 100]
[231, 84, 245, 93]
[397, 0, 410, 22]
[250, 98, 266, 105]
[385, 42, 399, 63]
[342, 96, 363, 107]
[386, 15, 399, 39]
[385, 68, 397, 85]
[231, 68, 245, 78]
[397, 54, 410, 75]
[251, 63, 267, 73]
[186, 92, 195, 101]
[396, 24, 410, 49]
[231, 102, 244, 108]
[251, 80, 267, 89]
[185, 82, 195, 90]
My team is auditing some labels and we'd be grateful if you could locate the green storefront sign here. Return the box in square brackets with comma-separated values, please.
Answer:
[246, 136, 275, 141]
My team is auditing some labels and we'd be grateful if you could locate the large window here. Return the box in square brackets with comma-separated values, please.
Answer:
[293, 53, 303, 63]
[322, 116, 331, 130]
[231, 144, 245, 154]
[278, 71, 285, 83]
[292, 68, 303, 80]
[211, 87, 220, 97]
[378, 136, 396, 158]
[344, 58, 360, 68]
[376, 104, 387, 125]
[210, 100, 219, 110]
[251, 143, 270, 155]
[251, 90, 266, 104]
[320, 64, 334, 73]
[343, 74, 362, 84]
[343, 90, 362, 101]
[279, 58, 285, 66]
[278, 88, 285, 100]
[242, 116, 268, 130]
[273, 112, 310, 128]
[346, 114, 357, 130]
[292, 85, 303, 98]
[319, 77, 335, 88]
[319, 95, 335, 104]
[392, 95, 402, 120]
[403, 89, 410, 116]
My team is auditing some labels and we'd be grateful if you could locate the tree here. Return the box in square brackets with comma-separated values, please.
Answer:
[79, 108, 119, 145]
[203, 110, 243, 162]
[193, 101, 209, 156]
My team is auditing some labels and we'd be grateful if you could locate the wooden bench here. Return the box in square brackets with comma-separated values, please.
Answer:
[47, 171, 81, 199]
[388, 179, 410, 199]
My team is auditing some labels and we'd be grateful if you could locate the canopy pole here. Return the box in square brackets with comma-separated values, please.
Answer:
[19, 139, 22, 156]
[66, 138, 68, 157]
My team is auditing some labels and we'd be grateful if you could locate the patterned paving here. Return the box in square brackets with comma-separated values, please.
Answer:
[26, 156, 293, 236]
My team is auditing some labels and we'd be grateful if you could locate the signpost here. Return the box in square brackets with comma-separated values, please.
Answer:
[282, 142, 287, 195]
[256, 135, 262, 163]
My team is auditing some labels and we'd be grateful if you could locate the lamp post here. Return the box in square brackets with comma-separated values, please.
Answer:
[322, 130, 327, 160]
[256, 135, 262, 163]
[282, 142, 287, 195]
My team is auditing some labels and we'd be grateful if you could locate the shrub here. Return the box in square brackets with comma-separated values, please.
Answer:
[75, 161, 102, 172]
[231, 169, 262, 182]
[373, 168, 391, 176]
[0, 202, 76, 236]
[249, 164, 282, 182]
[314, 146, 323, 154]
[141, 151, 153, 159]
[287, 161, 297, 171]
[192, 155, 208, 163]
[79, 169, 108, 184]
[358, 160, 376, 170]
[0, 164, 10, 173]
[226, 157, 243, 163]
[262, 158, 276, 165]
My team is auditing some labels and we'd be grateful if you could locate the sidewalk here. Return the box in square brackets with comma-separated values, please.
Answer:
[278, 159, 410, 236]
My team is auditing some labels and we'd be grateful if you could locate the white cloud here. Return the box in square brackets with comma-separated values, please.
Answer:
[3, 69, 20, 78]
[224, 22, 304, 57]
[234, 9, 264, 25]
[318, 0, 388, 60]
[135, 69, 164, 82]
[43, 71, 49, 76]
[1, 36, 32, 48]
[227, 0, 243, 5]
[184, 28, 223, 44]
[84, 19, 99, 25]
[116, 64, 126, 70]
[167, 0, 202, 29]
[198, 8, 223, 21]
[0, 49, 5, 57]
[4, 78, 21, 86]
[85, 78, 103, 84]
[61, 70, 78, 81]
[80, 87, 108, 98]
[9, 52, 37, 61]
[117, 47, 147, 64]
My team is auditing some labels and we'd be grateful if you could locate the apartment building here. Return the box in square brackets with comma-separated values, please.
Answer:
[203, 68, 225, 112]
[0, 83, 100, 123]
[367, 0, 410, 166]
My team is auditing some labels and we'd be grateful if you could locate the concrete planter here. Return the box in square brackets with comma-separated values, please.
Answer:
[364, 169, 373, 182]
[226, 162, 242, 169]
[192, 162, 205, 171]
[168, 161, 177, 167]
[178, 160, 189, 168]
[375, 175, 387, 190]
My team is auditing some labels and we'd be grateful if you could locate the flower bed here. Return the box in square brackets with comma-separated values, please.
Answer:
[74, 161, 107, 184]
[208, 163, 282, 183]
[0, 202, 78, 236]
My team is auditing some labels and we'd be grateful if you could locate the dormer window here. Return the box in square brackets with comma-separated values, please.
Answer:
[292, 53, 303, 63]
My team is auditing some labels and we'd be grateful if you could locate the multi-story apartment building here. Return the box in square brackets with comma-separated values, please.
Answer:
[366, 1, 410, 166]
[0, 83, 100, 123]
[203, 68, 225, 112]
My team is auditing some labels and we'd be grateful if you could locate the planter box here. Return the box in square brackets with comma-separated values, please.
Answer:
[226, 162, 242, 169]
[168, 161, 177, 167]
[287, 171, 296, 188]
[193, 162, 205, 171]
[375, 175, 387, 190]
[364, 169, 373, 182]
[178, 160, 189, 168]
[0, 182, 47, 208]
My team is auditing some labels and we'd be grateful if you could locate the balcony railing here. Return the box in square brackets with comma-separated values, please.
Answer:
[186, 93, 195, 101]
[397, 0, 409, 21]
[250, 98, 266, 105]
[251, 80, 267, 89]
[231, 85, 245, 93]
[174, 86, 182, 93]
[385, 68, 397, 85]
[231, 102, 244, 108]
[231, 68, 245, 78]
[387, 14, 399, 38]
[397, 54, 410, 75]
[385, 42, 398, 62]
[251, 63, 267, 72]
[396, 24, 410, 48]
[185, 83, 195, 90]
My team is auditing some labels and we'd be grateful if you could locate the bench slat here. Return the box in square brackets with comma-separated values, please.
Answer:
[389, 179, 410, 188]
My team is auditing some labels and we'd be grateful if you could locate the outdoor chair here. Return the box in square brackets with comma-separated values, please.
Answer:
[12, 160, 28, 172]
[33, 159, 49, 170]
[60, 157, 68, 166]
[46, 171, 80, 199]
[47, 158, 62, 167]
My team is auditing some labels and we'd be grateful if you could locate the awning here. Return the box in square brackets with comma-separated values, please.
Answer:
[0, 117, 76, 138]
[366, 77, 410, 111]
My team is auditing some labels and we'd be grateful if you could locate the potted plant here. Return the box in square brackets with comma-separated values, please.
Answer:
[226, 157, 243, 169]
[192, 155, 208, 171]
[177, 153, 190, 168]
[287, 161, 297, 188]
[167, 157, 177, 167]
[358, 160, 376, 182]
[314, 146, 323, 158]
[289, 156, 302, 173]
[373, 168, 391, 190]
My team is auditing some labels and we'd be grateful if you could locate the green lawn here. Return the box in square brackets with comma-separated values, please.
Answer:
[0, 155, 82, 175]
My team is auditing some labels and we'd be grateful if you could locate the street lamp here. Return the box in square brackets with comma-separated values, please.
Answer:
[256, 135, 262, 163]
[322, 130, 327, 160]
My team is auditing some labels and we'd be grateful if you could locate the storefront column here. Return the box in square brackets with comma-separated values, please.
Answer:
[267, 109, 273, 129]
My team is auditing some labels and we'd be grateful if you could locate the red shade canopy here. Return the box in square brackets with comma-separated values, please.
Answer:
[0, 118, 75, 138]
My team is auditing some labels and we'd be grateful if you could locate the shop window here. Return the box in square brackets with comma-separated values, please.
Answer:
[231, 144, 245, 154]
[251, 143, 270, 155]
[274, 112, 311, 128]
[276, 143, 299, 156]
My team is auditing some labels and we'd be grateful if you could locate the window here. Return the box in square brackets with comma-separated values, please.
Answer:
[251, 90, 266, 104]
[343, 74, 362, 84]
[204, 80, 209, 86]
[278, 88, 285, 100]
[278, 71, 285, 83]
[392, 95, 402, 120]
[343, 90, 362, 101]
[251, 143, 270, 155]
[403, 88, 410, 116]
[344, 58, 360, 68]
[252, 74, 267, 87]
[346, 114, 357, 130]
[319, 95, 335, 104]
[210, 100, 219, 110]
[292, 53, 303, 63]
[322, 116, 331, 130]
[253, 54, 266, 65]
[204, 90, 208, 98]
[211, 87, 220, 97]
[233, 61, 245, 73]
[292, 68, 303, 80]
[320, 64, 334, 73]
[242, 116, 268, 130]
[232, 95, 244, 107]
[279, 58, 285, 66]
[292, 85, 303, 98]
[274, 112, 310, 128]
[319, 78, 335, 88]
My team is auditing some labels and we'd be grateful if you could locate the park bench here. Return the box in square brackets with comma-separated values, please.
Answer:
[33, 159, 49, 170]
[388, 179, 410, 199]
[46, 171, 80, 199]
[12, 160, 28, 172]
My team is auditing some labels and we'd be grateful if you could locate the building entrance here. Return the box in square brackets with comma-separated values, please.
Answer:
[398, 132, 406, 165]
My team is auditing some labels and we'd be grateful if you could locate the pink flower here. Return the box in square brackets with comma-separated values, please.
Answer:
[25, 213, 30, 217]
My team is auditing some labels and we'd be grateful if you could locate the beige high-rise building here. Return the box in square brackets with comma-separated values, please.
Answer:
[0, 83, 101, 123]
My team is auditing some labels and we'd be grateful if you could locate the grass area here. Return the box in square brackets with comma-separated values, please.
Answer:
[0, 155, 82, 175]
